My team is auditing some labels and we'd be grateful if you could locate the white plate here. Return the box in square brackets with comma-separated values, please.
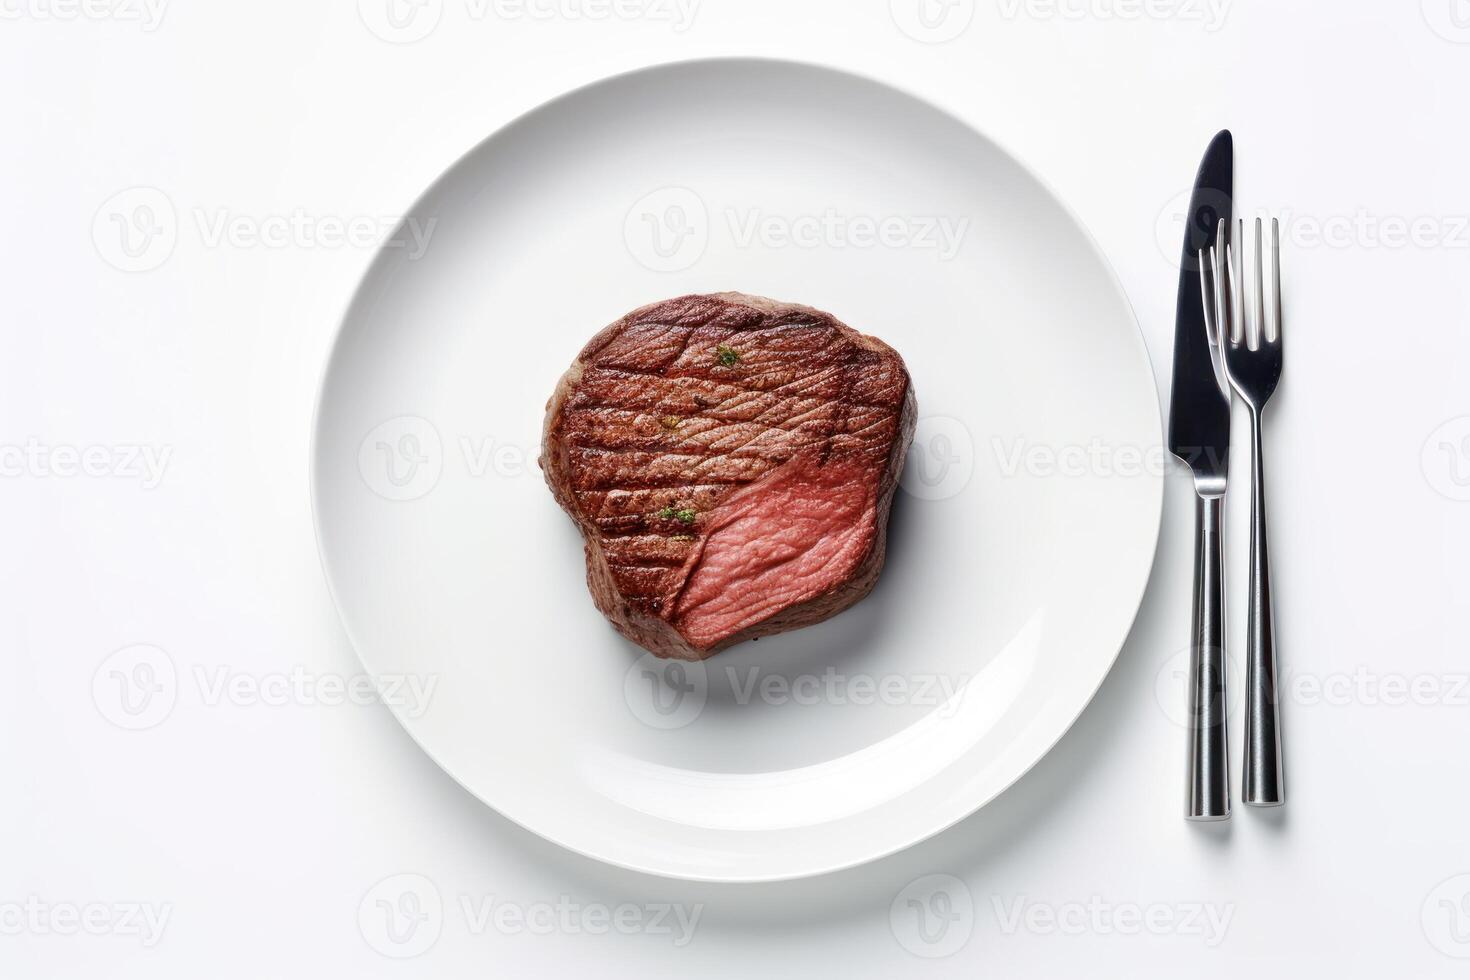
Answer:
[312, 58, 1162, 882]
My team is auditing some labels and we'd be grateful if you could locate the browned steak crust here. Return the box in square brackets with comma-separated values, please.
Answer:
[540, 292, 916, 660]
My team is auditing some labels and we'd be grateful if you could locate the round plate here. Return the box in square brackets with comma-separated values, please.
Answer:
[312, 58, 1162, 882]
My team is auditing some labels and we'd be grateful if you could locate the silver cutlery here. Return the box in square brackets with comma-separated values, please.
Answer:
[1168, 130, 1233, 822]
[1202, 217, 1285, 807]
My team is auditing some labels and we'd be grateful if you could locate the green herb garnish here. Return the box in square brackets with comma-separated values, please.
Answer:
[715, 344, 740, 367]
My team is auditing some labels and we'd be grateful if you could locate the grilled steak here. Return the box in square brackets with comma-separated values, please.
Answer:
[540, 292, 916, 660]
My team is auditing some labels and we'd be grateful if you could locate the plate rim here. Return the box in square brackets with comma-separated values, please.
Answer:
[309, 54, 1164, 883]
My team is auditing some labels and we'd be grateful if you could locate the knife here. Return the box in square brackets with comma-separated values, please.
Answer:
[1168, 130, 1233, 822]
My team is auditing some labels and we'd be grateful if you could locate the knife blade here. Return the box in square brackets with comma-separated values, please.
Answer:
[1168, 129, 1233, 483]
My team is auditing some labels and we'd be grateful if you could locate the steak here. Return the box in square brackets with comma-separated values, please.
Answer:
[540, 292, 916, 661]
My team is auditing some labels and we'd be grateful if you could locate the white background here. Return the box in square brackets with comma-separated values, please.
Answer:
[4, 0, 1469, 976]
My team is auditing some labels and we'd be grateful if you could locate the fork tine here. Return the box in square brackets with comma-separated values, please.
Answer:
[1214, 219, 1231, 345]
[1234, 219, 1246, 345]
[1206, 240, 1233, 399]
[1225, 235, 1242, 346]
[1270, 217, 1282, 345]
[1199, 247, 1217, 344]
[1251, 217, 1265, 351]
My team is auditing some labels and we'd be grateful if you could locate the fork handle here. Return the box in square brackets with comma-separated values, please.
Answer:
[1243, 412, 1285, 806]
[1186, 494, 1231, 821]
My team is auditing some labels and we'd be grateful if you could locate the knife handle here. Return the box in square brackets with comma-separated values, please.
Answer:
[1186, 494, 1231, 821]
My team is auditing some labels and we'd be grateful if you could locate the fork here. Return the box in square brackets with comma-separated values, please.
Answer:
[1202, 217, 1285, 807]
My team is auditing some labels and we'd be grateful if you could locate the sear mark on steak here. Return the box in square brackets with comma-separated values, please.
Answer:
[540, 292, 916, 661]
